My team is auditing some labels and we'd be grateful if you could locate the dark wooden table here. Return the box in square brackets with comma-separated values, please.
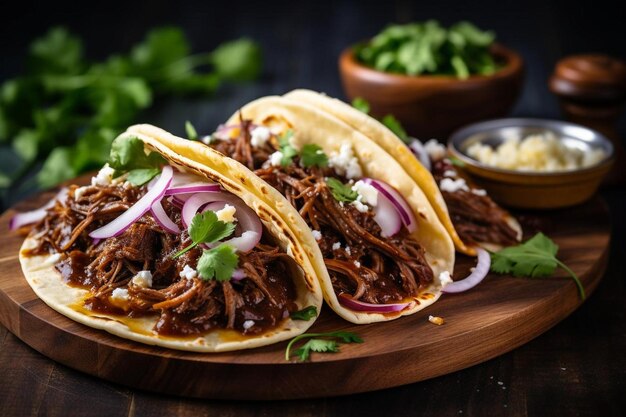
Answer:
[1, 1, 625, 416]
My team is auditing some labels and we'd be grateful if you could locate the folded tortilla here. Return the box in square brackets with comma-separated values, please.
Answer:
[283, 89, 522, 253]
[19, 130, 323, 352]
[197, 96, 456, 324]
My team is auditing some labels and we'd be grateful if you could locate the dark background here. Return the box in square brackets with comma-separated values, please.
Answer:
[1, 1, 625, 416]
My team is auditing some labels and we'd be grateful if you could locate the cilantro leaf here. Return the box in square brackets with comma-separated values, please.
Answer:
[281, 145, 298, 167]
[290, 306, 318, 321]
[490, 232, 585, 299]
[108, 136, 167, 185]
[197, 244, 239, 282]
[355, 20, 497, 78]
[381, 114, 409, 143]
[285, 331, 363, 361]
[210, 38, 262, 82]
[277, 130, 298, 166]
[294, 339, 339, 361]
[0, 26, 262, 191]
[127, 168, 161, 186]
[278, 130, 294, 148]
[300, 144, 328, 168]
[326, 178, 358, 202]
[185, 120, 198, 140]
[351, 97, 370, 114]
[173, 211, 236, 258]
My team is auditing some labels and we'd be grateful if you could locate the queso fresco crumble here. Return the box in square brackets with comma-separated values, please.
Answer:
[466, 131, 605, 172]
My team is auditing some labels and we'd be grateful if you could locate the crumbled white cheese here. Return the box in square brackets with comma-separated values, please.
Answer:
[351, 199, 369, 213]
[332, 241, 341, 251]
[351, 180, 379, 206]
[111, 288, 129, 301]
[471, 188, 487, 196]
[74, 186, 90, 200]
[216, 204, 237, 223]
[424, 139, 447, 161]
[345, 246, 351, 256]
[329, 142, 362, 179]
[91, 163, 115, 186]
[243, 320, 255, 330]
[443, 170, 457, 178]
[311, 230, 322, 241]
[466, 131, 606, 172]
[439, 271, 453, 287]
[131, 270, 153, 288]
[250, 126, 271, 147]
[179, 264, 198, 280]
[353, 260, 361, 268]
[201, 135, 214, 145]
[440, 177, 470, 193]
[269, 151, 284, 167]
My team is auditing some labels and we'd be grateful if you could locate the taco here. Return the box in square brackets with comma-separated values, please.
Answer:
[283, 89, 522, 253]
[132, 97, 456, 324]
[15, 130, 323, 352]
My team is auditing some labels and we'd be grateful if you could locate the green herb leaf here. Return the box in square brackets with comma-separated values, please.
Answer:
[355, 20, 497, 78]
[278, 130, 294, 147]
[326, 178, 358, 202]
[210, 38, 262, 82]
[108, 135, 167, 184]
[127, 168, 161, 186]
[197, 244, 239, 282]
[285, 331, 363, 361]
[381, 114, 409, 143]
[294, 339, 339, 361]
[173, 211, 236, 259]
[491, 232, 585, 299]
[185, 120, 198, 140]
[290, 306, 318, 321]
[300, 144, 328, 168]
[276, 130, 297, 166]
[0, 26, 262, 190]
[351, 97, 370, 114]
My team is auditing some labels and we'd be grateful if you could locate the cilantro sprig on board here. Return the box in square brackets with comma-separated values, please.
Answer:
[285, 331, 363, 361]
[491, 233, 585, 299]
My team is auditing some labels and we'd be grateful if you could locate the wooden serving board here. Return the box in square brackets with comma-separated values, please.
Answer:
[0, 186, 610, 400]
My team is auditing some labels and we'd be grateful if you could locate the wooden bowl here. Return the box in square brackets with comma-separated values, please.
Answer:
[447, 118, 615, 209]
[338, 43, 525, 139]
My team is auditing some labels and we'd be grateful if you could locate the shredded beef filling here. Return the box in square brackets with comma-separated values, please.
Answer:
[210, 123, 434, 305]
[432, 159, 519, 246]
[26, 182, 298, 336]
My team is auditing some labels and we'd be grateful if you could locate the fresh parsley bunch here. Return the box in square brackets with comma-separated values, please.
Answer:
[0, 26, 262, 192]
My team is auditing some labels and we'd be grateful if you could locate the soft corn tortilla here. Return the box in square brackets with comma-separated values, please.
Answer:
[20, 130, 323, 352]
[217, 96, 455, 324]
[283, 89, 522, 253]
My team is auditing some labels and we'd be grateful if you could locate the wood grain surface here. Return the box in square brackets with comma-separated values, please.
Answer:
[0, 185, 611, 401]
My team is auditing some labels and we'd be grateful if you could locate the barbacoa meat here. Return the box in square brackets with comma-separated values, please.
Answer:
[25, 181, 298, 336]
[210, 122, 434, 305]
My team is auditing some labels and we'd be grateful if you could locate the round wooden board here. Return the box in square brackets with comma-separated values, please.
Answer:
[0, 185, 611, 400]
